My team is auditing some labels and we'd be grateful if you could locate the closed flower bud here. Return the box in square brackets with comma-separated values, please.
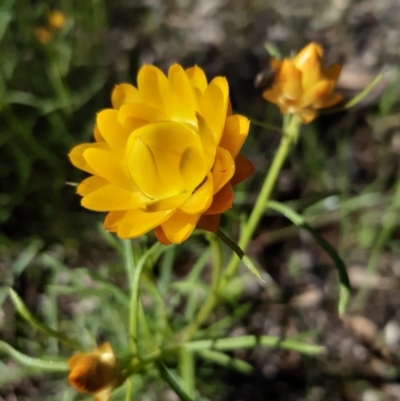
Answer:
[263, 42, 343, 124]
[34, 27, 51, 44]
[48, 10, 66, 29]
[68, 343, 122, 401]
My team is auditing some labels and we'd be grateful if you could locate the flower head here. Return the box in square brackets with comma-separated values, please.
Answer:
[68, 343, 122, 401]
[69, 64, 253, 244]
[34, 27, 51, 44]
[263, 42, 343, 124]
[48, 10, 66, 29]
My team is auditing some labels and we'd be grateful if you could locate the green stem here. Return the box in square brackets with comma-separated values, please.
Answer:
[180, 115, 301, 341]
[222, 114, 300, 287]
[179, 348, 195, 397]
[206, 232, 223, 294]
[125, 379, 133, 401]
[123, 348, 162, 378]
[122, 239, 135, 285]
[125, 241, 163, 354]
[180, 233, 223, 342]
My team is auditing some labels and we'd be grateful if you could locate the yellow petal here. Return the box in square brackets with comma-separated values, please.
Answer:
[111, 84, 141, 110]
[196, 113, 217, 171]
[83, 148, 135, 191]
[93, 124, 104, 142]
[97, 109, 130, 152]
[179, 172, 213, 215]
[154, 226, 171, 245]
[127, 122, 203, 199]
[293, 43, 325, 90]
[301, 80, 334, 108]
[270, 58, 282, 71]
[69, 142, 109, 174]
[96, 342, 115, 355]
[127, 139, 177, 199]
[179, 146, 206, 192]
[167, 64, 197, 125]
[145, 193, 191, 212]
[219, 115, 250, 158]
[204, 183, 233, 215]
[94, 389, 112, 401]
[77, 176, 109, 196]
[278, 60, 302, 100]
[117, 209, 172, 238]
[293, 42, 323, 70]
[81, 184, 145, 211]
[315, 92, 343, 109]
[185, 66, 208, 94]
[298, 108, 318, 124]
[104, 211, 126, 231]
[262, 88, 281, 106]
[118, 104, 168, 132]
[161, 210, 201, 243]
[137, 65, 169, 112]
[199, 77, 229, 144]
[211, 147, 235, 193]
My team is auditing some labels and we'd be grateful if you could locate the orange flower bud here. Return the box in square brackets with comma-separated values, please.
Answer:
[48, 10, 66, 29]
[34, 27, 51, 44]
[263, 42, 343, 124]
[68, 343, 123, 401]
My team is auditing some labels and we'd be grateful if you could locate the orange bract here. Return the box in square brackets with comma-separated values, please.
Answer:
[69, 64, 254, 244]
[263, 43, 343, 124]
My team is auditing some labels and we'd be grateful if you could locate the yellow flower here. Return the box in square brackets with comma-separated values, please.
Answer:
[34, 27, 51, 44]
[48, 10, 66, 29]
[263, 42, 343, 124]
[69, 64, 253, 244]
[68, 343, 122, 401]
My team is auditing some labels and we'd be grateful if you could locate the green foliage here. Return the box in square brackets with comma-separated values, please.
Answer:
[0, 0, 108, 241]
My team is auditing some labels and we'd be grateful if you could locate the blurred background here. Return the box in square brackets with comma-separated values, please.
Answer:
[2, 0, 400, 400]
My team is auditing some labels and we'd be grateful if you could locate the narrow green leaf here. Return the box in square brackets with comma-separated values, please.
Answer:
[217, 230, 265, 283]
[197, 349, 253, 375]
[267, 201, 351, 315]
[0, 340, 68, 372]
[323, 74, 383, 114]
[184, 335, 325, 356]
[157, 362, 194, 401]
[11, 239, 43, 276]
[343, 74, 383, 110]
[159, 245, 176, 296]
[184, 249, 211, 321]
[8, 288, 82, 351]
[124, 241, 163, 354]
